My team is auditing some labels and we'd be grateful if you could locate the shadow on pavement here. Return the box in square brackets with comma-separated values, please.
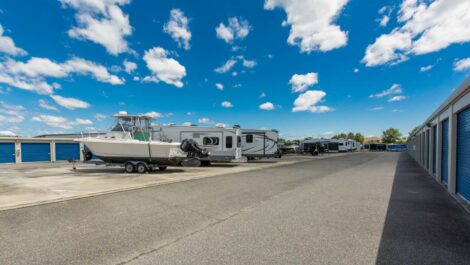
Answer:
[375, 152, 470, 265]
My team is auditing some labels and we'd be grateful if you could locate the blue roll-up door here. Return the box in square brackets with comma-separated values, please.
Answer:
[432, 125, 437, 175]
[56, 143, 80, 161]
[441, 120, 449, 184]
[426, 131, 429, 169]
[21, 143, 50, 162]
[457, 107, 470, 203]
[0, 143, 15, 163]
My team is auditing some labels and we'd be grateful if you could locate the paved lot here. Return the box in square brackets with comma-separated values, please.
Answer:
[0, 152, 469, 265]
[0, 154, 333, 210]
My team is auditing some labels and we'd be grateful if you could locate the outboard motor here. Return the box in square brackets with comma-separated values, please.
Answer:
[180, 139, 209, 158]
[82, 145, 93, 161]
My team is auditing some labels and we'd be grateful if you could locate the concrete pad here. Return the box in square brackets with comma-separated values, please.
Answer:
[0, 153, 349, 211]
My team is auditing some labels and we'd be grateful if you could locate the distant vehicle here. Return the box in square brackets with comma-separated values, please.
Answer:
[241, 129, 281, 159]
[386, 144, 407, 152]
[152, 124, 241, 165]
[300, 138, 329, 154]
[76, 113, 207, 173]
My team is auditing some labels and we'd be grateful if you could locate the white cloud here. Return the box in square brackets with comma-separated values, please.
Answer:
[377, 6, 392, 27]
[454, 57, 470, 72]
[123, 59, 137, 74]
[74, 118, 93, 125]
[369, 84, 402, 98]
[379, 15, 390, 27]
[50, 95, 91, 110]
[164, 9, 191, 50]
[215, 83, 224, 90]
[292, 90, 333, 113]
[242, 59, 256, 68]
[60, 0, 132, 55]
[353, 68, 359, 73]
[0, 24, 27, 56]
[32, 114, 93, 129]
[186, 112, 195, 116]
[143, 111, 163, 119]
[264, 0, 349, 53]
[95, 113, 107, 121]
[392, 109, 404, 113]
[221, 101, 233, 108]
[370, 107, 384, 111]
[260, 92, 266, 98]
[0, 56, 124, 95]
[216, 17, 251, 43]
[64, 57, 125, 85]
[39, 99, 58, 111]
[0, 101, 25, 123]
[215, 123, 227, 128]
[142, 47, 186, 88]
[198, 117, 213, 124]
[259, 102, 275, 110]
[363, 0, 470, 66]
[0, 130, 16, 136]
[215, 58, 237, 74]
[289, 72, 318, 92]
[420, 65, 433, 72]
[388, 95, 406, 102]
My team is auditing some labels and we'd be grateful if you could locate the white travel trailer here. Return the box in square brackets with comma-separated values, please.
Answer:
[241, 129, 281, 159]
[328, 139, 350, 152]
[151, 124, 242, 164]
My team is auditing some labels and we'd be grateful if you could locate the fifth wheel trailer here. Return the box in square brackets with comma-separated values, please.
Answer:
[240, 129, 281, 159]
[151, 125, 242, 163]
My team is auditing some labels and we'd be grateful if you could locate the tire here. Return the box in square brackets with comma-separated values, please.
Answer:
[125, 162, 135, 173]
[136, 163, 147, 173]
[158, 166, 167, 171]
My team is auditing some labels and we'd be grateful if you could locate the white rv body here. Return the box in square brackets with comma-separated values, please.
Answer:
[240, 129, 281, 159]
[329, 139, 349, 152]
[152, 125, 241, 162]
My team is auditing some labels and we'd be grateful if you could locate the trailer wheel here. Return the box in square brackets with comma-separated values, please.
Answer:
[158, 166, 167, 171]
[125, 162, 135, 173]
[136, 163, 147, 174]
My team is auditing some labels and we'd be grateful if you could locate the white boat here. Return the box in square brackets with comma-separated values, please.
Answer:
[75, 113, 204, 171]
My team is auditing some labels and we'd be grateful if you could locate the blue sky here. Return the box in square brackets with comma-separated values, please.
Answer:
[0, 0, 469, 139]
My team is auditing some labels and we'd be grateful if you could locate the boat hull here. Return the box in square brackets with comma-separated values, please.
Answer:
[77, 138, 187, 165]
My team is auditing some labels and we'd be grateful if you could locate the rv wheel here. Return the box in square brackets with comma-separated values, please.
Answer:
[125, 162, 135, 173]
[136, 163, 147, 173]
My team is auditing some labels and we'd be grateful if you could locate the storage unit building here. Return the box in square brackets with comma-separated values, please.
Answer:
[407, 77, 470, 205]
[0, 137, 84, 164]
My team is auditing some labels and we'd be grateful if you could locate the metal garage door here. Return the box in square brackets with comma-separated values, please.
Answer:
[21, 143, 51, 162]
[457, 107, 470, 203]
[432, 125, 437, 175]
[441, 119, 449, 184]
[0, 143, 15, 163]
[56, 143, 80, 161]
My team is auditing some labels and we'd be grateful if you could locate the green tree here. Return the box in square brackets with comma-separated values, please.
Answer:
[354, 133, 365, 143]
[382, 128, 402, 143]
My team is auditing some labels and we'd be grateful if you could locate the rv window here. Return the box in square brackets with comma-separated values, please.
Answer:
[339, 143, 344, 146]
[226, 136, 233, 148]
[246, 134, 253, 143]
[237, 136, 241, 147]
[203, 137, 219, 145]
